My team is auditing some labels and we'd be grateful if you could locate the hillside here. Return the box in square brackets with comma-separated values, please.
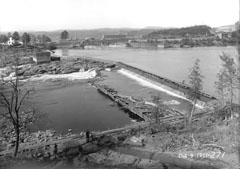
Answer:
[1, 25, 217, 42]
[145, 25, 213, 38]
[31, 28, 137, 41]
[126, 26, 174, 37]
[29, 27, 172, 42]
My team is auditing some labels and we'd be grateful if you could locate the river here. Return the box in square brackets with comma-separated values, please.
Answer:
[56, 46, 237, 95]
[31, 47, 237, 133]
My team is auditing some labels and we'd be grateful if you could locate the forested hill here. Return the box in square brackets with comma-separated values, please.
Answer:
[145, 25, 213, 38]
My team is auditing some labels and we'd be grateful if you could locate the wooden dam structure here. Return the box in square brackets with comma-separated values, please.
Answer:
[94, 84, 186, 122]
[117, 62, 216, 103]
[0, 58, 221, 160]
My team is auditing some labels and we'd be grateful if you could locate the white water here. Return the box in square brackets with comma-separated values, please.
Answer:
[27, 69, 97, 81]
[118, 68, 204, 109]
[2, 69, 97, 82]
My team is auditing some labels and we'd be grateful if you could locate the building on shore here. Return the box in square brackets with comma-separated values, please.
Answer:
[33, 51, 51, 64]
[216, 32, 232, 39]
[4, 37, 23, 46]
[102, 34, 127, 40]
[102, 34, 128, 43]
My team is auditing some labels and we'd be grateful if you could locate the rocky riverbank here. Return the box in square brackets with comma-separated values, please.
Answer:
[0, 57, 115, 81]
[1, 116, 238, 169]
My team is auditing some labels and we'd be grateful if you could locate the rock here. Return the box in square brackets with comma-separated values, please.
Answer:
[39, 69, 47, 74]
[81, 143, 99, 154]
[97, 135, 117, 146]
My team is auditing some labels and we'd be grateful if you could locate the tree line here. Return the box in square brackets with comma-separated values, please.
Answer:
[146, 25, 213, 38]
[0, 31, 52, 45]
[0, 30, 70, 45]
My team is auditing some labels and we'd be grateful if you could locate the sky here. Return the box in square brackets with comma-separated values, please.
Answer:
[0, 0, 238, 32]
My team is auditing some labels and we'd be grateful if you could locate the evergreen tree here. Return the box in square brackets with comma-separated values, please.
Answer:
[187, 59, 204, 130]
[22, 32, 30, 45]
[0, 34, 8, 43]
[12, 31, 20, 41]
[215, 53, 238, 118]
[60, 30, 69, 40]
[42, 34, 51, 43]
[36, 34, 51, 43]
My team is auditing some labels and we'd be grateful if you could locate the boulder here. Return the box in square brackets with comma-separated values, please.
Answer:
[39, 69, 47, 74]
[97, 135, 117, 146]
[81, 143, 99, 154]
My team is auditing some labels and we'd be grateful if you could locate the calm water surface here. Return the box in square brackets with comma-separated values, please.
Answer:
[31, 84, 132, 133]
[56, 47, 237, 95]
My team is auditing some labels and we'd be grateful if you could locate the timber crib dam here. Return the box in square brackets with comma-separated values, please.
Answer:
[116, 62, 217, 105]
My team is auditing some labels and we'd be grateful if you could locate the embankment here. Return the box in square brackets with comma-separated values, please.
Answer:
[116, 62, 216, 107]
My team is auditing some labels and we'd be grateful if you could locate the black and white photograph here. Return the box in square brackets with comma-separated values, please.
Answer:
[0, 0, 239, 168]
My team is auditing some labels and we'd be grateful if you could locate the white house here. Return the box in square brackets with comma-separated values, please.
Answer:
[7, 37, 15, 46]
[6, 37, 23, 46]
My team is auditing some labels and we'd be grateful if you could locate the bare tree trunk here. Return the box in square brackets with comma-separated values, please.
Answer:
[189, 98, 196, 132]
[230, 82, 233, 119]
[14, 124, 20, 157]
[189, 98, 197, 145]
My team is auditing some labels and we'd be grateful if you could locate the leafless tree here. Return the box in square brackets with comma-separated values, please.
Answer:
[0, 50, 34, 157]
